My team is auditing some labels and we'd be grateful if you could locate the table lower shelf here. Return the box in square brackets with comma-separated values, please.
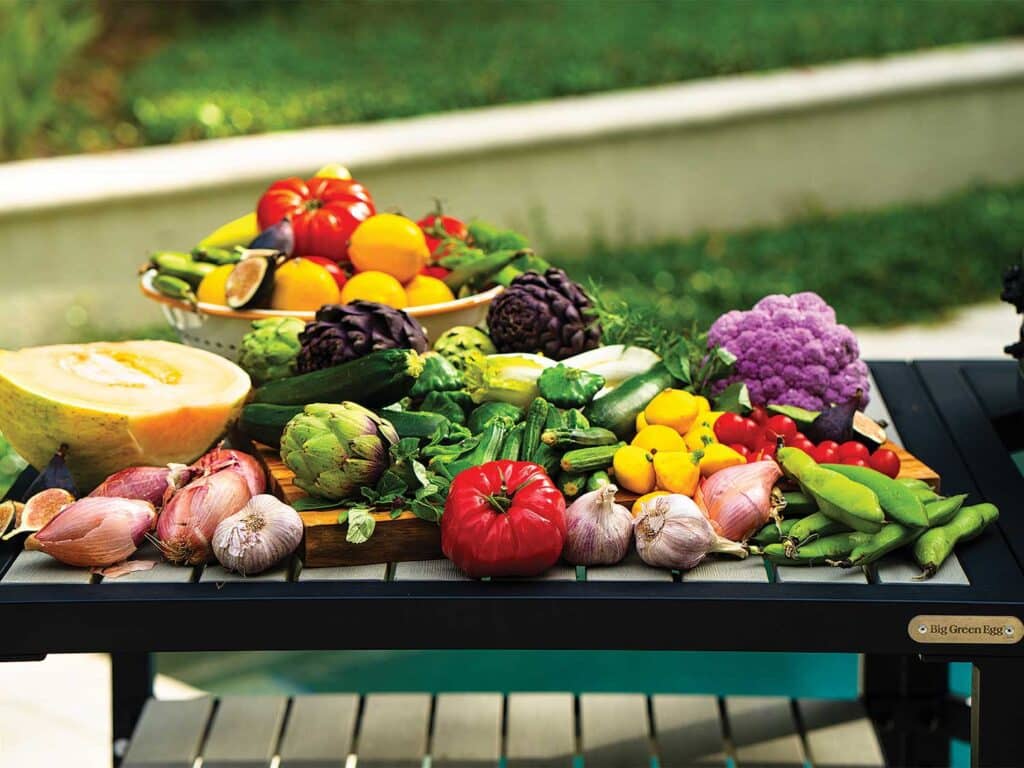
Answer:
[121, 691, 884, 768]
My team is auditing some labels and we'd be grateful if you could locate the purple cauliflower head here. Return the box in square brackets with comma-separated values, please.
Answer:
[707, 292, 869, 410]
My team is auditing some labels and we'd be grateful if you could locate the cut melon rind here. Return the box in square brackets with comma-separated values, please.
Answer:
[0, 341, 251, 490]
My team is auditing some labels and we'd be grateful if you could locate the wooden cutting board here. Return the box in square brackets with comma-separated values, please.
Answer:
[257, 440, 939, 569]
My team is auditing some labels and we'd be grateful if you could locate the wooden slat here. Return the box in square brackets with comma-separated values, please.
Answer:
[121, 697, 214, 768]
[99, 543, 195, 584]
[774, 566, 868, 584]
[652, 695, 728, 768]
[277, 694, 358, 768]
[865, 370, 903, 447]
[684, 557, 768, 583]
[393, 558, 470, 581]
[201, 696, 288, 768]
[298, 562, 387, 581]
[579, 693, 650, 766]
[430, 693, 503, 768]
[506, 693, 575, 768]
[356, 693, 431, 768]
[874, 553, 970, 585]
[1, 550, 93, 584]
[585, 550, 673, 582]
[200, 559, 293, 583]
[797, 699, 885, 768]
[724, 696, 805, 768]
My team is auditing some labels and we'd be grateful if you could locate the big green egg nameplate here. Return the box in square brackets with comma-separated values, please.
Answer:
[909, 615, 1023, 644]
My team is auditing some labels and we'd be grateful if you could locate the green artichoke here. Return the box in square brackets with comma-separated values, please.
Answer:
[280, 402, 399, 501]
[433, 326, 496, 372]
[238, 317, 304, 386]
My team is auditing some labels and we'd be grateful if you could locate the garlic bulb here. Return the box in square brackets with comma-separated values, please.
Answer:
[212, 494, 303, 576]
[562, 484, 632, 565]
[634, 494, 747, 570]
[25, 497, 156, 567]
[156, 469, 251, 565]
[695, 461, 783, 542]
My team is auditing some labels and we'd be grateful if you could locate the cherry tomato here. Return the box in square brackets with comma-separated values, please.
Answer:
[817, 440, 840, 454]
[765, 415, 798, 443]
[869, 448, 901, 478]
[811, 444, 839, 464]
[420, 264, 451, 280]
[303, 256, 348, 290]
[841, 456, 869, 467]
[750, 406, 769, 426]
[756, 441, 778, 461]
[790, 433, 816, 455]
[417, 213, 468, 258]
[713, 413, 758, 448]
[728, 443, 751, 459]
[838, 441, 870, 460]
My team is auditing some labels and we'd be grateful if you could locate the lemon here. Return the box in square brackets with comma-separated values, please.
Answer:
[271, 258, 341, 311]
[631, 424, 686, 453]
[314, 163, 352, 179]
[404, 274, 454, 306]
[196, 264, 234, 305]
[349, 214, 429, 283]
[340, 270, 408, 309]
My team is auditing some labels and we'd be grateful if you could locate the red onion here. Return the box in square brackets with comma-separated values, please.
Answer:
[192, 448, 266, 496]
[89, 465, 194, 508]
[695, 461, 784, 542]
[156, 469, 251, 565]
[26, 497, 156, 567]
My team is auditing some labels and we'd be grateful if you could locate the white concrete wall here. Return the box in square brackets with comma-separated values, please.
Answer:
[2, 42, 1024, 346]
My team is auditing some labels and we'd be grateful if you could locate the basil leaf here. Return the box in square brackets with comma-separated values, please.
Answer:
[346, 507, 376, 544]
[713, 382, 752, 414]
[293, 497, 340, 512]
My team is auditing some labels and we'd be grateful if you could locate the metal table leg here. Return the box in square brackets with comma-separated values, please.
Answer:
[971, 658, 1022, 768]
[111, 652, 153, 764]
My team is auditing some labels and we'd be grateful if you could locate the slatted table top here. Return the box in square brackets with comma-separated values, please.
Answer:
[0, 361, 1022, 659]
[120, 691, 885, 768]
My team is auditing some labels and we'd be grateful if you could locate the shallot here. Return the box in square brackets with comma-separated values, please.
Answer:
[695, 461, 784, 542]
[156, 469, 251, 565]
[89, 464, 194, 507]
[562, 484, 633, 565]
[25, 497, 156, 567]
[212, 495, 303, 576]
[634, 494, 747, 570]
[192, 448, 266, 496]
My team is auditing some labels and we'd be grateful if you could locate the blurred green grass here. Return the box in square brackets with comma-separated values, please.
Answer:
[24, 0, 1024, 157]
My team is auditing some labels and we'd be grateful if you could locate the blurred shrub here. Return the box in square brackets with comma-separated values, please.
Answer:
[0, 431, 27, 499]
[0, 0, 98, 158]
[119, 0, 1024, 148]
[560, 184, 1024, 329]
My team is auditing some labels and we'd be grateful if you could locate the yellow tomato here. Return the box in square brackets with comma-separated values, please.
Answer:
[631, 491, 670, 517]
[644, 388, 699, 434]
[404, 274, 455, 306]
[340, 270, 408, 308]
[271, 258, 342, 311]
[631, 424, 686, 453]
[349, 214, 429, 283]
[653, 450, 702, 496]
[196, 264, 234, 305]
[612, 445, 656, 495]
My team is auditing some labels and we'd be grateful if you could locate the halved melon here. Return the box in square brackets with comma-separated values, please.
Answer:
[0, 341, 251, 490]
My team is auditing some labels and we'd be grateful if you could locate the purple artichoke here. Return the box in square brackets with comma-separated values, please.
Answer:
[296, 301, 428, 373]
[486, 268, 601, 360]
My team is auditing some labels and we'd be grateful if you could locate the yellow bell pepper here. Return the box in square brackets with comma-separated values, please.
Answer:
[698, 443, 746, 476]
[683, 426, 717, 452]
[653, 450, 703, 496]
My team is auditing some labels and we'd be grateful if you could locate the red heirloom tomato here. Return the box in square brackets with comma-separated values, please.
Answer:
[869, 448, 901, 478]
[442, 460, 567, 578]
[257, 177, 375, 261]
[417, 213, 468, 258]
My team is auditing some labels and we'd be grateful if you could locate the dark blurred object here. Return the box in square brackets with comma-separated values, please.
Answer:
[1001, 253, 1024, 359]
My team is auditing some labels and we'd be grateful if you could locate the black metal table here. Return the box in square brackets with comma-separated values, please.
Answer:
[2, 360, 1022, 768]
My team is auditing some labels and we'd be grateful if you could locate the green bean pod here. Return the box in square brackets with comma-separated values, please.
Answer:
[821, 463, 929, 527]
[913, 503, 999, 579]
[923, 493, 967, 527]
[762, 532, 874, 567]
[909, 486, 941, 504]
[781, 490, 817, 518]
[897, 477, 932, 491]
[779, 448, 884, 533]
[840, 522, 918, 567]
[783, 511, 849, 553]
[751, 518, 799, 546]
[152, 274, 197, 303]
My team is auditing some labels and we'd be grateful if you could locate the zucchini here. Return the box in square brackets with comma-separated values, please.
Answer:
[499, 423, 525, 461]
[541, 427, 618, 449]
[557, 471, 587, 499]
[521, 397, 550, 461]
[560, 442, 625, 473]
[239, 403, 302, 447]
[583, 362, 676, 440]
[586, 470, 612, 492]
[252, 349, 424, 407]
[467, 401, 523, 434]
[376, 409, 449, 439]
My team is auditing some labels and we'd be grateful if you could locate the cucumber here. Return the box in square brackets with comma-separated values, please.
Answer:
[541, 427, 618, 449]
[375, 409, 449, 439]
[151, 251, 216, 288]
[586, 470, 612, 492]
[557, 471, 587, 499]
[252, 349, 423, 407]
[465, 420, 509, 465]
[563, 408, 590, 429]
[560, 442, 625, 473]
[467, 402, 523, 434]
[499, 423, 525, 460]
[530, 407, 565, 473]
[239, 403, 302, 447]
[584, 362, 676, 440]
[521, 397, 550, 462]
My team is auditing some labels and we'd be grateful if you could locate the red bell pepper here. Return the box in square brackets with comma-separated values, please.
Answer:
[257, 177, 375, 261]
[442, 460, 566, 578]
